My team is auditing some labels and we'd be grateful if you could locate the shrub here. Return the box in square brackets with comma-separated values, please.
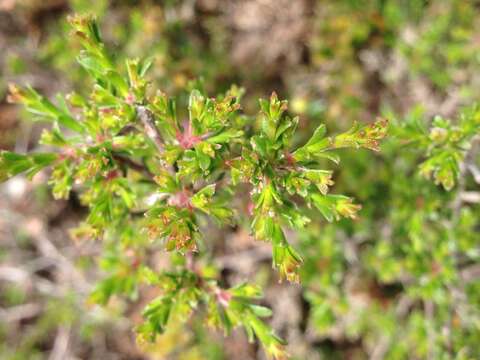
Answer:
[0, 15, 388, 359]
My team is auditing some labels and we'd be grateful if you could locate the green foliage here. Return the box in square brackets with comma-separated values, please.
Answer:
[419, 108, 479, 190]
[1, 15, 386, 359]
[137, 269, 286, 358]
[0, 151, 57, 182]
[3, 1, 480, 358]
[8, 84, 85, 133]
[296, 101, 480, 358]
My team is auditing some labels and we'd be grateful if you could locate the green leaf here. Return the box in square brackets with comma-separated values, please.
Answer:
[304, 124, 327, 147]
[310, 193, 335, 222]
[189, 89, 205, 122]
[8, 84, 85, 133]
[249, 305, 273, 318]
[0, 151, 57, 182]
[196, 147, 211, 171]
[206, 129, 244, 144]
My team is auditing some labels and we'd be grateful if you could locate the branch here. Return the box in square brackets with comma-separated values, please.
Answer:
[0, 303, 42, 323]
[459, 191, 480, 204]
[467, 164, 480, 184]
[136, 105, 165, 153]
[49, 326, 71, 360]
[136, 105, 175, 174]
[460, 264, 480, 283]
[27, 223, 91, 293]
[112, 153, 155, 181]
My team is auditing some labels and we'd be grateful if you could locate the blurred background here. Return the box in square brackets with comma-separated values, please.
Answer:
[1, 0, 480, 359]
